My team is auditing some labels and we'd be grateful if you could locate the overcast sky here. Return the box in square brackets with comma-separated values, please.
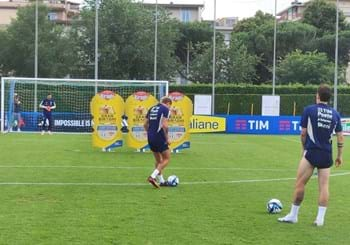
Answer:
[143, 0, 309, 20]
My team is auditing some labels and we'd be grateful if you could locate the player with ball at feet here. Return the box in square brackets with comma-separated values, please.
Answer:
[278, 84, 344, 226]
[39, 93, 56, 135]
[144, 97, 172, 188]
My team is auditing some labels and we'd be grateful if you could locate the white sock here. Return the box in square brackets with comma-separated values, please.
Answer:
[157, 174, 165, 184]
[150, 169, 160, 179]
[290, 204, 300, 218]
[316, 206, 327, 223]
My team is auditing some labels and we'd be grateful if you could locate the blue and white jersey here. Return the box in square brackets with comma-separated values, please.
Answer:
[300, 103, 342, 153]
[146, 103, 170, 141]
[40, 99, 56, 114]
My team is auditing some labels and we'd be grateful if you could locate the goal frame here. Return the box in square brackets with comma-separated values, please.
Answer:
[1, 77, 169, 133]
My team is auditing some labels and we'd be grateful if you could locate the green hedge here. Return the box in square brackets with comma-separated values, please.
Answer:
[169, 84, 350, 116]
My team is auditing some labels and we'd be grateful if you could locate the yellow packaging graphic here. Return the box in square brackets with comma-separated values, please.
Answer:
[168, 92, 193, 151]
[189, 115, 226, 133]
[125, 91, 158, 150]
[90, 90, 124, 150]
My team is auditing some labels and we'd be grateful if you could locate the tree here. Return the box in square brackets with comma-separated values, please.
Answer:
[232, 18, 317, 83]
[276, 50, 334, 84]
[302, 0, 347, 36]
[0, 4, 75, 77]
[224, 39, 258, 83]
[308, 30, 350, 65]
[233, 11, 274, 33]
[175, 21, 213, 78]
[71, 0, 180, 80]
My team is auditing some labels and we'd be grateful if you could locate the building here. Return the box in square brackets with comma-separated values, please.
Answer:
[277, 0, 306, 22]
[215, 17, 238, 46]
[278, 0, 350, 23]
[143, 1, 205, 22]
[0, 0, 80, 28]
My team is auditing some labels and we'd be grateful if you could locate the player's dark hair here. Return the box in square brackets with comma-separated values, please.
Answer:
[317, 84, 331, 102]
[161, 97, 172, 105]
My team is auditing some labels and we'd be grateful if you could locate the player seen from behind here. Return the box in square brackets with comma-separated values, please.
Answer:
[144, 97, 172, 188]
[278, 84, 344, 226]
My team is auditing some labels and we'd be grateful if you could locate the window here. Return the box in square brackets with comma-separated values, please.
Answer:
[181, 9, 191, 23]
[48, 12, 57, 21]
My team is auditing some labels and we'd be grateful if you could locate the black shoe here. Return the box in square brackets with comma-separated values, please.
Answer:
[160, 181, 169, 187]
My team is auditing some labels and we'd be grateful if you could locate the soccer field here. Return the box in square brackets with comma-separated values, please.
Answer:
[0, 134, 349, 244]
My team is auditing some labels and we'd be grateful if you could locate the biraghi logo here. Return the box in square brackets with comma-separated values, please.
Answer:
[134, 91, 149, 101]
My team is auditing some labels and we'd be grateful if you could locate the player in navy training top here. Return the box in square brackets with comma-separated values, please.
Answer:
[279, 84, 344, 226]
[144, 97, 172, 188]
[39, 93, 56, 135]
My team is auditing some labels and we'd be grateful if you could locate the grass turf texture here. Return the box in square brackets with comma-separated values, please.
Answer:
[0, 134, 349, 244]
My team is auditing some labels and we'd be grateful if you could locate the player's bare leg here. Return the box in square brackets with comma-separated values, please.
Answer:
[278, 157, 314, 223]
[148, 152, 162, 188]
[314, 168, 330, 226]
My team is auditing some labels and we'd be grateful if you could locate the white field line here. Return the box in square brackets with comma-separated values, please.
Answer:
[0, 172, 349, 187]
[0, 165, 297, 172]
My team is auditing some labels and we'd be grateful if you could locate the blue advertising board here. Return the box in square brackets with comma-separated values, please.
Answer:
[17, 112, 92, 132]
[226, 115, 301, 135]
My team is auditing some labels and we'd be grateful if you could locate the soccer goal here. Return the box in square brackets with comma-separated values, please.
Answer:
[1, 77, 168, 133]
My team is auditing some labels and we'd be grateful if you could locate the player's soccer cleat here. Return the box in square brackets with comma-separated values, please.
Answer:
[160, 181, 169, 187]
[313, 220, 324, 227]
[48, 131, 53, 135]
[41, 130, 45, 135]
[278, 214, 298, 224]
[147, 176, 160, 188]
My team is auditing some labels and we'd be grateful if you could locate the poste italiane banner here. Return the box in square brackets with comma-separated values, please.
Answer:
[90, 90, 124, 151]
[168, 92, 193, 152]
[125, 91, 158, 150]
[189, 115, 226, 133]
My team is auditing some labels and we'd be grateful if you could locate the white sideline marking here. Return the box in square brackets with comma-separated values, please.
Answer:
[0, 172, 348, 187]
[0, 165, 297, 172]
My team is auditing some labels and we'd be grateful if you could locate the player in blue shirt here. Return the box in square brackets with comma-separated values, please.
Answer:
[144, 97, 172, 188]
[278, 84, 344, 226]
[39, 93, 56, 135]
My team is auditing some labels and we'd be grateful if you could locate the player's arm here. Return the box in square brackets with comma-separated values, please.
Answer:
[301, 127, 307, 151]
[143, 118, 149, 131]
[39, 100, 46, 109]
[335, 115, 344, 167]
[335, 131, 344, 167]
[162, 117, 170, 145]
[51, 101, 56, 110]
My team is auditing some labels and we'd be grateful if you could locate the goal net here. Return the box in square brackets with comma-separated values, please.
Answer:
[1, 77, 168, 133]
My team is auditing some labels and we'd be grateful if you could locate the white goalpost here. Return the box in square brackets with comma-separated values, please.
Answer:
[1, 77, 168, 133]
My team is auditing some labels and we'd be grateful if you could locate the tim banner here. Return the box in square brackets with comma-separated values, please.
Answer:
[90, 90, 125, 151]
[125, 91, 158, 151]
[189, 115, 226, 133]
[168, 92, 193, 152]
[226, 115, 302, 135]
[342, 118, 350, 136]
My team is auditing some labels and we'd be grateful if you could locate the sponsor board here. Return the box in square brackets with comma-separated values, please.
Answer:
[342, 118, 350, 136]
[90, 90, 124, 150]
[189, 115, 226, 133]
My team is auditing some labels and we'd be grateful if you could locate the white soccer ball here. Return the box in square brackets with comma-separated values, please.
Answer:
[167, 175, 179, 187]
[267, 199, 283, 214]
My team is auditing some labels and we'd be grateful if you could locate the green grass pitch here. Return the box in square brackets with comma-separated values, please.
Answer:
[0, 133, 349, 244]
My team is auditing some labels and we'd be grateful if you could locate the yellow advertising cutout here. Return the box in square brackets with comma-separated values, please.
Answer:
[90, 90, 124, 151]
[168, 92, 193, 152]
[125, 91, 158, 150]
[189, 115, 226, 133]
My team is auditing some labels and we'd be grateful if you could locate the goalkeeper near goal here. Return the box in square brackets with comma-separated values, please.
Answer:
[39, 93, 56, 135]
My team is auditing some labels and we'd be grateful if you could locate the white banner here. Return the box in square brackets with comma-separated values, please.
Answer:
[262, 95, 280, 116]
[194, 95, 212, 115]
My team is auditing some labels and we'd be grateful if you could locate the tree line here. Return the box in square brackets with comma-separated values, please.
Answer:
[0, 0, 349, 85]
